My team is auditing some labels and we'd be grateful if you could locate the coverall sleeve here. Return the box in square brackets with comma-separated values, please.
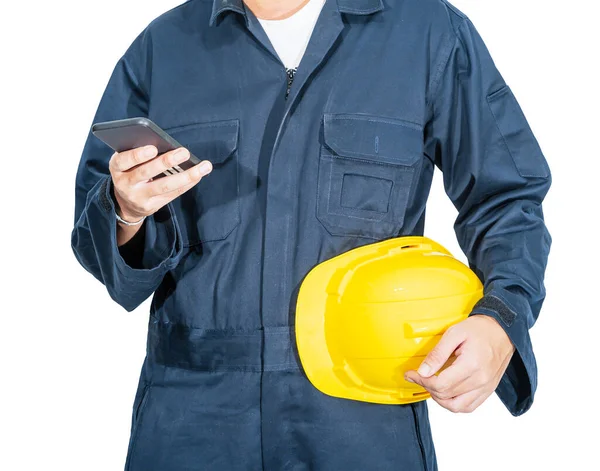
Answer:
[424, 18, 552, 416]
[71, 29, 184, 312]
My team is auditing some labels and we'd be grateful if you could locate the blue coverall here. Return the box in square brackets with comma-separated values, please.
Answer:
[71, 0, 552, 469]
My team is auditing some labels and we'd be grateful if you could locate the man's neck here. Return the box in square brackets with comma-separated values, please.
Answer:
[244, 0, 312, 20]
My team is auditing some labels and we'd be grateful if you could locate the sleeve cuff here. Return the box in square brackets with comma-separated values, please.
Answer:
[469, 292, 537, 416]
[99, 176, 183, 279]
[117, 220, 147, 269]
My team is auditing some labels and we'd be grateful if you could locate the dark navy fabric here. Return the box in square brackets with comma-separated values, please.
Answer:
[71, 0, 551, 469]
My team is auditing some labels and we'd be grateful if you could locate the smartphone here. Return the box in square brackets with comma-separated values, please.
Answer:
[91, 117, 201, 179]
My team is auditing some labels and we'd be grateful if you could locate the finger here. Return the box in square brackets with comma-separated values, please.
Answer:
[151, 172, 204, 204]
[404, 370, 427, 389]
[405, 361, 471, 398]
[432, 386, 490, 414]
[404, 352, 458, 390]
[130, 147, 191, 183]
[461, 389, 491, 413]
[417, 324, 467, 378]
[145, 160, 212, 197]
[110, 145, 158, 173]
[429, 353, 479, 398]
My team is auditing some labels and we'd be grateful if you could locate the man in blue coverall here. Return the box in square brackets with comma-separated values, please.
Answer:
[71, 0, 551, 469]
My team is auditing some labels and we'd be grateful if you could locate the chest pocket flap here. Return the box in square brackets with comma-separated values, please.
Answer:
[323, 113, 422, 166]
[318, 113, 423, 239]
[167, 119, 240, 246]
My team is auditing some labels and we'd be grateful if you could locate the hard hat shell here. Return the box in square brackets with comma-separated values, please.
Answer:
[295, 236, 483, 405]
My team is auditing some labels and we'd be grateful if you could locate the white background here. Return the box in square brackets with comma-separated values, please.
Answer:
[1, 0, 598, 469]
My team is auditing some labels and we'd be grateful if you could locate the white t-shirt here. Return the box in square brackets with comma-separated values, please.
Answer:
[257, 0, 326, 70]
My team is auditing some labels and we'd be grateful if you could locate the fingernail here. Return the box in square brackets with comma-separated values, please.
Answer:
[174, 149, 189, 163]
[418, 363, 431, 377]
[405, 376, 415, 384]
[198, 161, 212, 175]
[143, 146, 157, 158]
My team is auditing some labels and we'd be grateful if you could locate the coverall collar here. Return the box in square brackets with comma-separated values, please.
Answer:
[209, 0, 385, 26]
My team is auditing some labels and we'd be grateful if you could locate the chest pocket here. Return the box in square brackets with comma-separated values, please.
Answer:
[317, 113, 422, 240]
[166, 119, 240, 247]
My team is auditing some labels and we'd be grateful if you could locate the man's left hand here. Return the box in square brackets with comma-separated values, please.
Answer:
[404, 314, 515, 413]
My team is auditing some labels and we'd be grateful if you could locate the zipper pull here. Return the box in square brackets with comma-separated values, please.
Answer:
[285, 68, 297, 100]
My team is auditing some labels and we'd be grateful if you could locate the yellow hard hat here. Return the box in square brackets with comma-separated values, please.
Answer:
[295, 236, 483, 405]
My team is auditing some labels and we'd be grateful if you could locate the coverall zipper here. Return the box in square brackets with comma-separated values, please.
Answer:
[285, 67, 296, 99]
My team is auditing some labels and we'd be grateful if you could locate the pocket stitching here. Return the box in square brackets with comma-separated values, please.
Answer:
[324, 113, 422, 130]
[324, 152, 392, 223]
[163, 119, 239, 134]
[317, 150, 414, 237]
[486, 86, 548, 179]
[330, 168, 395, 220]
[339, 173, 394, 214]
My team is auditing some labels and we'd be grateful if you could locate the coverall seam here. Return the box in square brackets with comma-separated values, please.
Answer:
[325, 113, 423, 130]
[440, 0, 467, 20]
[125, 384, 152, 471]
[149, 317, 296, 334]
[148, 364, 301, 373]
[316, 224, 387, 240]
[427, 18, 474, 124]
[325, 151, 420, 167]
[425, 23, 462, 116]
[410, 404, 428, 471]
[120, 52, 150, 110]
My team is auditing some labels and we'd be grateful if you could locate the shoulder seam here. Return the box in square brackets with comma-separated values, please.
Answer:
[426, 16, 469, 110]
[439, 0, 467, 21]
[120, 53, 150, 104]
[427, 33, 455, 110]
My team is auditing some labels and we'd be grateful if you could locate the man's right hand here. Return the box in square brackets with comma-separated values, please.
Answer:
[108, 145, 213, 245]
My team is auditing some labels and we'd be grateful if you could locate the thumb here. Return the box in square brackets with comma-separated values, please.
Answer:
[418, 325, 466, 377]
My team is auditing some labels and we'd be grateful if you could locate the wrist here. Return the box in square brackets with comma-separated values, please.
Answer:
[116, 211, 146, 226]
[471, 313, 516, 354]
[111, 185, 145, 224]
[116, 216, 145, 246]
